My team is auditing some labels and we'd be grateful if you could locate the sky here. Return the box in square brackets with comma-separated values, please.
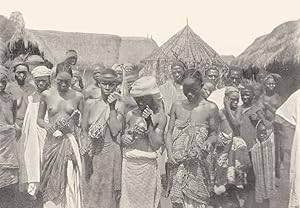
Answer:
[1, 0, 300, 56]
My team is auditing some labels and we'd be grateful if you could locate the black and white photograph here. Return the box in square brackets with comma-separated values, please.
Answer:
[0, 0, 300, 207]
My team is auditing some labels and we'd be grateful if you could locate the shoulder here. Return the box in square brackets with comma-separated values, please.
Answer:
[205, 100, 219, 112]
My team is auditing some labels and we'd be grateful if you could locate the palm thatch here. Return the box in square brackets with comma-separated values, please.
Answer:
[0, 15, 15, 64]
[142, 25, 228, 85]
[119, 37, 158, 64]
[233, 19, 300, 69]
[6, 12, 56, 64]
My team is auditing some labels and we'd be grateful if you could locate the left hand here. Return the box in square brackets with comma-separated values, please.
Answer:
[224, 96, 230, 109]
[142, 105, 153, 119]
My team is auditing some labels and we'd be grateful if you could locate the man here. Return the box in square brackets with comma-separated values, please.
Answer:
[204, 66, 220, 85]
[18, 66, 52, 199]
[120, 76, 167, 208]
[208, 66, 243, 109]
[0, 66, 19, 207]
[5, 62, 35, 133]
[65, 49, 78, 66]
[84, 65, 105, 100]
[275, 89, 300, 208]
[159, 61, 186, 115]
[82, 68, 124, 208]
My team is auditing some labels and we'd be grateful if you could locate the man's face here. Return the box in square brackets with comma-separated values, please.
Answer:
[93, 72, 101, 83]
[0, 75, 8, 92]
[228, 92, 239, 109]
[183, 78, 201, 102]
[100, 80, 117, 96]
[228, 70, 242, 87]
[253, 84, 263, 100]
[241, 89, 253, 105]
[171, 66, 185, 84]
[66, 57, 77, 65]
[15, 65, 28, 84]
[201, 82, 214, 99]
[35, 76, 49, 92]
[206, 69, 219, 82]
[265, 77, 276, 92]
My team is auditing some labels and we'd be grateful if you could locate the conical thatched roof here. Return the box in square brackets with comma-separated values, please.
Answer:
[142, 25, 228, 85]
[233, 19, 300, 69]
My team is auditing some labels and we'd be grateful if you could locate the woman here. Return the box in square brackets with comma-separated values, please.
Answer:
[81, 68, 124, 208]
[120, 76, 167, 208]
[166, 69, 219, 208]
[37, 64, 84, 208]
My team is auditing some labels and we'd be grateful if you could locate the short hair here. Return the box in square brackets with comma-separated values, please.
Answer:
[204, 66, 219, 76]
[227, 66, 242, 77]
[13, 62, 29, 72]
[66, 49, 77, 55]
[183, 68, 203, 85]
[56, 62, 73, 77]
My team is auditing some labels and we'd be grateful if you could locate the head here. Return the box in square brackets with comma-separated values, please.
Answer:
[225, 87, 240, 110]
[112, 64, 124, 83]
[171, 61, 185, 85]
[264, 73, 281, 93]
[130, 76, 161, 112]
[93, 65, 105, 83]
[204, 67, 220, 82]
[32, 66, 51, 93]
[249, 114, 267, 142]
[14, 63, 29, 86]
[65, 50, 78, 65]
[201, 81, 215, 99]
[241, 84, 254, 106]
[56, 63, 73, 93]
[71, 71, 81, 86]
[253, 82, 263, 101]
[182, 69, 203, 103]
[99, 68, 119, 97]
[0, 67, 8, 92]
[227, 67, 242, 87]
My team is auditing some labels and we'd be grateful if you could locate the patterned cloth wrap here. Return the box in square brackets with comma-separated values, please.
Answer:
[88, 121, 107, 141]
[169, 120, 213, 206]
[213, 132, 250, 188]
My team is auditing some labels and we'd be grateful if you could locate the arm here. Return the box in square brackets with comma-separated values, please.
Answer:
[12, 99, 17, 123]
[107, 101, 124, 138]
[148, 113, 167, 151]
[225, 106, 241, 129]
[166, 103, 177, 163]
[207, 103, 219, 145]
[37, 92, 48, 129]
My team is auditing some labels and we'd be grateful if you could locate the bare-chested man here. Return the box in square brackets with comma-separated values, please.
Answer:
[5, 62, 35, 134]
[37, 64, 84, 208]
[120, 76, 167, 208]
[0, 66, 19, 207]
[166, 69, 219, 208]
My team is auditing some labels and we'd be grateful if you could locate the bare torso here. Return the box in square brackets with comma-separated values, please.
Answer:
[0, 93, 15, 125]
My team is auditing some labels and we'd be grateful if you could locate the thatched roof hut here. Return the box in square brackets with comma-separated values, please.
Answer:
[233, 19, 300, 98]
[142, 24, 228, 85]
[233, 19, 300, 69]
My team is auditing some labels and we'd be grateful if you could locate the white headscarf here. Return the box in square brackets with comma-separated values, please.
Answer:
[31, 66, 52, 78]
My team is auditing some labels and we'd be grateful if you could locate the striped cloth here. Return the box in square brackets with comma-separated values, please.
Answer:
[250, 131, 276, 203]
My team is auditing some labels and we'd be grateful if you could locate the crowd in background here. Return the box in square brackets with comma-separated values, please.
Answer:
[0, 49, 298, 208]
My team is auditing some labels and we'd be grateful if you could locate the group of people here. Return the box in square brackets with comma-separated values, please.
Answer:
[0, 49, 298, 208]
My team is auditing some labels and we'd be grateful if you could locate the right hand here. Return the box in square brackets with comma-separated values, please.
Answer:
[80, 138, 91, 155]
[121, 134, 134, 147]
[46, 124, 56, 135]
[224, 96, 230, 109]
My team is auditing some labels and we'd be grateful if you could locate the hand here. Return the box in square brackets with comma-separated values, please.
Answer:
[142, 105, 153, 119]
[167, 151, 178, 165]
[46, 124, 56, 135]
[80, 138, 91, 155]
[114, 190, 121, 202]
[204, 140, 213, 152]
[121, 134, 134, 147]
[224, 96, 230, 109]
[107, 93, 119, 109]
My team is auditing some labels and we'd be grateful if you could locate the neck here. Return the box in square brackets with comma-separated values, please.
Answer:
[265, 90, 274, 96]
[243, 102, 252, 108]
[189, 95, 203, 106]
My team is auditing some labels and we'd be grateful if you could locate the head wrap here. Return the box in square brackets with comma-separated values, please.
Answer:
[0, 65, 8, 78]
[171, 61, 185, 70]
[112, 64, 123, 72]
[130, 76, 160, 97]
[264, 73, 282, 83]
[99, 68, 119, 82]
[26, 55, 45, 66]
[225, 86, 239, 96]
[65, 50, 77, 60]
[31, 66, 52, 78]
[240, 82, 254, 92]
